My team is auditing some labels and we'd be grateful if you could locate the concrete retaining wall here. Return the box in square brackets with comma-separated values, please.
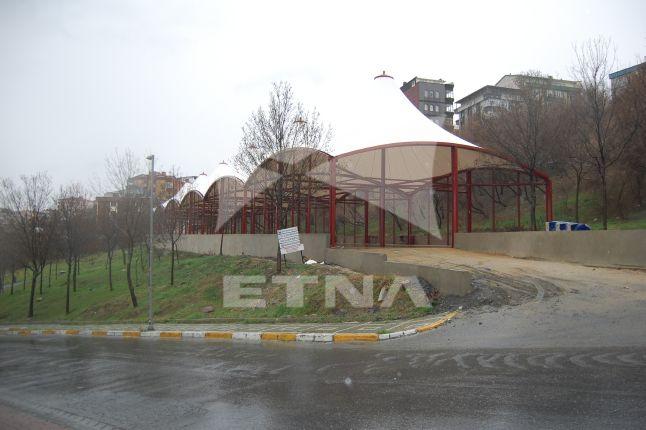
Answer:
[324, 249, 473, 297]
[173, 234, 329, 262]
[170, 235, 473, 296]
[455, 230, 646, 269]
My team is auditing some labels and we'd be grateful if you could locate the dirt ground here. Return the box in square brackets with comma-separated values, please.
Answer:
[362, 247, 646, 348]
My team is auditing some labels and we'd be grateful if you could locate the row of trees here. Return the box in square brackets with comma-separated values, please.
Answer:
[460, 38, 645, 229]
[0, 150, 185, 318]
[0, 174, 95, 317]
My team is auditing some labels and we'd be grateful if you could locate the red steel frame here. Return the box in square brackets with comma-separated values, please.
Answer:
[163, 141, 553, 250]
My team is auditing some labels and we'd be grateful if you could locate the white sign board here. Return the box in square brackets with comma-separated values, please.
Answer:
[277, 227, 304, 255]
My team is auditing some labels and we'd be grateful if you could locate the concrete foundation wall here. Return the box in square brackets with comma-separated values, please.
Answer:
[324, 248, 473, 297]
[455, 230, 646, 269]
[171, 235, 473, 296]
[174, 234, 329, 263]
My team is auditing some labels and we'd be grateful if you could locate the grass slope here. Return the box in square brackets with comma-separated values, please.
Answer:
[0, 251, 434, 324]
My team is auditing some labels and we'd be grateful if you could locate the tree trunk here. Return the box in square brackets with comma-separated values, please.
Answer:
[28, 269, 37, 318]
[66, 260, 72, 314]
[48, 262, 52, 288]
[527, 175, 538, 231]
[170, 243, 175, 286]
[574, 173, 582, 223]
[39, 265, 43, 296]
[72, 258, 77, 292]
[126, 249, 138, 307]
[23, 267, 27, 290]
[276, 178, 283, 273]
[601, 174, 608, 230]
[55, 260, 58, 279]
[10, 267, 15, 295]
[107, 252, 113, 291]
[76, 256, 80, 275]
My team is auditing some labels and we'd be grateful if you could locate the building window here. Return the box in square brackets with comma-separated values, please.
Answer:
[424, 104, 428, 111]
[435, 91, 440, 98]
[435, 105, 439, 112]
[424, 90, 428, 98]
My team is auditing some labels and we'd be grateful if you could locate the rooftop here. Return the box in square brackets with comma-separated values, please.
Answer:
[609, 61, 646, 80]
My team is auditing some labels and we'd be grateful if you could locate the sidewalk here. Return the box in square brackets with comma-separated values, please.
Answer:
[0, 311, 458, 343]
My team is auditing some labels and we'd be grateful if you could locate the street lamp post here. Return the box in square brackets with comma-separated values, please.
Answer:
[146, 154, 155, 331]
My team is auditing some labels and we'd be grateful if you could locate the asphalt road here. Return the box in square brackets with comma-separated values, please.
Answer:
[2, 256, 645, 429]
[1, 336, 645, 429]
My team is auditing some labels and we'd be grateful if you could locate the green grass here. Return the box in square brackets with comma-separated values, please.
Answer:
[468, 190, 646, 232]
[0, 251, 435, 324]
[553, 191, 646, 230]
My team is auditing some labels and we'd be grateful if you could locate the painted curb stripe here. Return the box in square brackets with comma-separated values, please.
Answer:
[159, 331, 182, 338]
[122, 331, 141, 337]
[333, 333, 379, 342]
[0, 311, 459, 343]
[261, 332, 297, 341]
[204, 331, 233, 339]
[415, 311, 459, 333]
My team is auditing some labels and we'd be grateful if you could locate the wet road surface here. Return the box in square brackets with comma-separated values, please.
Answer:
[1, 336, 645, 429]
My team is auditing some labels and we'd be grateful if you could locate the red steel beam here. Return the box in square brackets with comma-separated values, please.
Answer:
[451, 146, 459, 247]
[466, 170, 472, 233]
[379, 149, 386, 247]
[329, 158, 337, 247]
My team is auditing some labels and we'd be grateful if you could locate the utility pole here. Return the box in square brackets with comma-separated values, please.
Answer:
[146, 154, 155, 331]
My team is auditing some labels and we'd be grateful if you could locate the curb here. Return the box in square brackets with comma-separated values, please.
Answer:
[0, 311, 458, 343]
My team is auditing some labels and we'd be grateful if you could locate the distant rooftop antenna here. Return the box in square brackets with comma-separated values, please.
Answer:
[374, 70, 393, 80]
[294, 116, 307, 125]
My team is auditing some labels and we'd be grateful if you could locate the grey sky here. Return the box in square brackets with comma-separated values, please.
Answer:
[1, 0, 644, 191]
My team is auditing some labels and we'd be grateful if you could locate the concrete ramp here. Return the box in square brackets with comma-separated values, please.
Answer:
[324, 248, 473, 297]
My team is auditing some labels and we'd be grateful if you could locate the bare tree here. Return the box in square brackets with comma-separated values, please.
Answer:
[464, 72, 569, 229]
[562, 132, 589, 222]
[156, 168, 184, 286]
[571, 37, 639, 229]
[233, 82, 331, 271]
[104, 149, 146, 307]
[0, 173, 56, 317]
[614, 64, 646, 212]
[0, 217, 10, 294]
[97, 205, 119, 291]
[57, 183, 92, 314]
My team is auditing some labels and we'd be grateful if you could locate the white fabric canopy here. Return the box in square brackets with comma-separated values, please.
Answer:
[169, 162, 243, 205]
[325, 74, 479, 156]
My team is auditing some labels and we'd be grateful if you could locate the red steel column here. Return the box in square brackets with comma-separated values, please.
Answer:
[329, 158, 337, 247]
[466, 170, 473, 233]
[546, 178, 553, 222]
[364, 190, 369, 246]
[516, 172, 521, 229]
[427, 187, 431, 244]
[241, 188, 247, 234]
[491, 170, 496, 232]
[306, 159, 312, 233]
[379, 149, 386, 247]
[263, 194, 267, 234]
[250, 189, 255, 234]
[451, 146, 459, 247]
[407, 198, 412, 245]
[306, 191, 311, 233]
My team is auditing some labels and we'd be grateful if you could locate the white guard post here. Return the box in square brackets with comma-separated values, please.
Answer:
[277, 227, 305, 264]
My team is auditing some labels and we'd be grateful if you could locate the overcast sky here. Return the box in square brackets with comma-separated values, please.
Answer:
[1, 0, 644, 191]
